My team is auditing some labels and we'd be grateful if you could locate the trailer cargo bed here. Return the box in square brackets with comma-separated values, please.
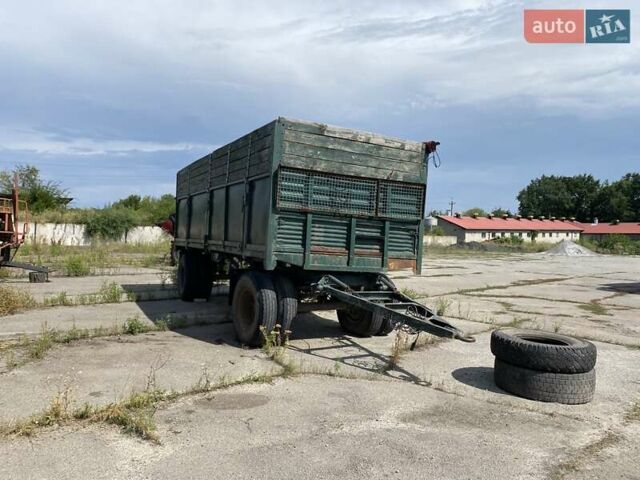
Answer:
[175, 117, 426, 274]
[174, 118, 471, 346]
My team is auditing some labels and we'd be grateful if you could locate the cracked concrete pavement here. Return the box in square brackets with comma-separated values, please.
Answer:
[1, 252, 639, 479]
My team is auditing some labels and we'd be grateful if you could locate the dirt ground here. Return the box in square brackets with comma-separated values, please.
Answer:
[0, 251, 639, 480]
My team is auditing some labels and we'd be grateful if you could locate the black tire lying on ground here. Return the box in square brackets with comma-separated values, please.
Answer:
[494, 358, 595, 405]
[491, 329, 597, 374]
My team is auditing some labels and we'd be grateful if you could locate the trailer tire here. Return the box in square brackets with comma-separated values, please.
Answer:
[494, 358, 595, 404]
[232, 272, 278, 347]
[177, 252, 197, 301]
[491, 329, 597, 374]
[272, 274, 298, 342]
[337, 309, 384, 337]
[196, 258, 213, 300]
[178, 252, 212, 301]
[376, 316, 394, 336]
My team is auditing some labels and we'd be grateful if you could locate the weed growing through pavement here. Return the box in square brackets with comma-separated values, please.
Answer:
[435, 297, 452, 316]
[400, 287, 420, 299]
[64, 256, 91, 276]
[387, 330, 410, 370]
[577, 302, 609, 316]
[0, 285, 36, 316]
[123, 316, 150, 335]
[625, 400, 640, 422]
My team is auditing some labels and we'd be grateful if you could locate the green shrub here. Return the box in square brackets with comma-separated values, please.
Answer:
[98, 281, 124, 303]
[85, 208, 137, 240]
[123, 316, 148, 335]
[0, 285, 36, 315]
[64, 256, 90, 276]
[493, 235, 524, 246]
[596, 234, 640, 255]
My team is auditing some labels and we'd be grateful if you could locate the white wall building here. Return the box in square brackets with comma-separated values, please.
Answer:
[437, 215, 583, 244]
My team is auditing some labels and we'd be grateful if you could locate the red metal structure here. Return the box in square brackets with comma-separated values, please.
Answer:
[0, 176, 47, 281]
[0, 174, 29, 263]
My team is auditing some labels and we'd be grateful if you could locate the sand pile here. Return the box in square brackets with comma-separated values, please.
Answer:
[545, 240, 597, 256]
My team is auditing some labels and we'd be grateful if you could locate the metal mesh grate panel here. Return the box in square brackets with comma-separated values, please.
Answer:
[277, 169, 377, 216]
[378, 182, 424, 219]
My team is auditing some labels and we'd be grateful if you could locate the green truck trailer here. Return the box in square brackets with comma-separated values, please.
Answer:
[175, 117, 472, 346]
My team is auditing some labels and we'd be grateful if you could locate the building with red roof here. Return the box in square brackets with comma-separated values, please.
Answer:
[579, 221, 640, 242]
[437, 214, 583, 244]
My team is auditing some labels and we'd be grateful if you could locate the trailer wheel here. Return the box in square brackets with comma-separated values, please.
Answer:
[232, 272, 277, 347]
[337, 309, 384, 337]
[177, 252, 211, 301]
[272, 274, 298, 342]
[376, 318, 394, 336]
[491, 329, 597, 374]
[494, 358, 595, 404]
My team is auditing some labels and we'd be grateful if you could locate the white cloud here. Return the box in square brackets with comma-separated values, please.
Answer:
[0, 126, 210, 156]
[1, 0, 637, 122]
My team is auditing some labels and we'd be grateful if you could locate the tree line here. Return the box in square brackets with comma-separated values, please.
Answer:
[1, 165, 174, 239]
[517, 173, 640, 222]
[429, 173, 639, 223]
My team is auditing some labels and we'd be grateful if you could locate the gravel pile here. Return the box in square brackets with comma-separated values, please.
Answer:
[545, 240, 597, 256]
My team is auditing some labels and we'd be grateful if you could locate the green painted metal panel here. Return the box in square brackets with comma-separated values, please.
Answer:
[248, 177, 269, 246]
[210, 188, 225, 241]
[177, 198, 188, 239]
[189, 193, 208, 241]
[311, 217, 349, 251]
[378, 182, 425, 219]
[275, 213, 305, 253]
[388, 222, 418, 257]
[277, 168, 377, 217]
[226, 183, 244, 242]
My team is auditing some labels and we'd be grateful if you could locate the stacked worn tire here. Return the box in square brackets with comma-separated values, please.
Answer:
[491, 330, 597, 405]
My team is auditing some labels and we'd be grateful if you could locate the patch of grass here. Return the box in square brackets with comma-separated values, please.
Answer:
[399, 287, 420, 299]
[549, 430, 621, 480]
[76, 281, 124, 305]
[260, 325, 297, 376]
[42, 291, 73, 307]
[387, 330, 410, 370]
[577, 302, 609, 316]
[24, 326, 57, 359]
[99, 281, 124, 303]
[625, 400, 640, 422]
[457, 276, 572, 296]
[123, 316, 150, 335]
[64, 255, 91, 276]
[435, 297, 453, 316]
[0, 285, 36, 316]
[1, 388, 74, 437]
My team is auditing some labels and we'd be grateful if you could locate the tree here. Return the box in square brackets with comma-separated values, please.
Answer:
[113, 194, 142, 210]
[491, 207, 513, 217]
[517, 174, 600, 222]
[463, 207, 487, 216]
[0, 165, 69, 214]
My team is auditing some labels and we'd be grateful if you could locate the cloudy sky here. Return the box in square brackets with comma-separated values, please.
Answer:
[0, 0, 637, 212]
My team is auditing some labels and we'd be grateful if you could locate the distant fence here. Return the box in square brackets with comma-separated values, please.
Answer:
[423, 235, 457, 247]
[25, 223, 169, 246]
